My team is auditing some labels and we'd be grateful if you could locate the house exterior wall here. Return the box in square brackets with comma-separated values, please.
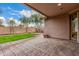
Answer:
[44, 14, 70, 40]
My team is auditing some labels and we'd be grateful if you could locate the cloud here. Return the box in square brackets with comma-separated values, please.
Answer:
[8, 17, 21, 26]
[8, 7, 19, 13]
[0, 17, 21, 26]
[15, 20, 21, 26]
[11, 13, 16, 16]
[31, 10, 45, 17]
[12, 9, 19, 13]
[19, 9, 41, 18]
[8, 7, 12, 10]
[0, 16, 5, 21]
[31, 10, 39, 15]
[7, 8, 41, 18]
[0, 16, 8, 26]
[19, 9, 31, 17]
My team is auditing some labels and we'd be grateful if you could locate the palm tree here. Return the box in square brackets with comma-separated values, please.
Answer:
[8, 19, 16, 34]
[20, 16, 30, 33]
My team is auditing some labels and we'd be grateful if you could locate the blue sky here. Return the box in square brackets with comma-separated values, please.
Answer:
[0, 3, 43, 27]
[0, 3, 32, 20]
[0, 3, 40, 26]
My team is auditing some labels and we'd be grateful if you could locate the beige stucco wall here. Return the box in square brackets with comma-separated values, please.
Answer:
[44, 14, 70, 40]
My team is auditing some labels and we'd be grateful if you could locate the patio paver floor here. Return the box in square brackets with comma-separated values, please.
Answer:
[0, 34, 78, 56]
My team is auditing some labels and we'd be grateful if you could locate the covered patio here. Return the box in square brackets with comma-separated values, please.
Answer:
[0, 3, 79, 56]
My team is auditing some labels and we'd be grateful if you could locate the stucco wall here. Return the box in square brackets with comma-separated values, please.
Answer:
[44, 14, 70, 40]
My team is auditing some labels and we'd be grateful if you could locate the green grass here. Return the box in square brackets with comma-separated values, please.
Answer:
[0, 33, 35, 44]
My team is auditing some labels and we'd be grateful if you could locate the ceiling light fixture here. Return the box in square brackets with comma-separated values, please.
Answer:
[57, 3, 62, 6]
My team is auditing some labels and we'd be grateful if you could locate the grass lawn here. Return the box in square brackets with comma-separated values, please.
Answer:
[0, 33, 36, 44]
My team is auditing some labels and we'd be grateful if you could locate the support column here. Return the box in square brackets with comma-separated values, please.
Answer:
[77, 11, 79, 43]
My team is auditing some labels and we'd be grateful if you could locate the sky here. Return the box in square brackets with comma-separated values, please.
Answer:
[0, 3, 39, 26]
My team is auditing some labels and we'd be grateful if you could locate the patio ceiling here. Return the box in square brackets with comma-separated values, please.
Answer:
[24, 3, 79, 18]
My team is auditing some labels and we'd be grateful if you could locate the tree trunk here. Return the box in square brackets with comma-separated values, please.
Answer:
[10, 25, 15, 35]
[25, 24, 28, 33]
[12, 26, 14, 34]
[26, 27, 28, 33]
[10, 26, 12, 34]
[35, 28, 38, 32]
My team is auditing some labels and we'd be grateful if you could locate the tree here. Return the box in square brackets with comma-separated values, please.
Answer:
[8, 19, 16, 34]
[18, 24, 23, 29]
[20, 13, 45, 33]
[31, 14, 44, 32]
[20, 16, 30, 33]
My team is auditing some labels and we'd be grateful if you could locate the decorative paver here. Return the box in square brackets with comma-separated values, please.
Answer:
[0, 34, 78, 56]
